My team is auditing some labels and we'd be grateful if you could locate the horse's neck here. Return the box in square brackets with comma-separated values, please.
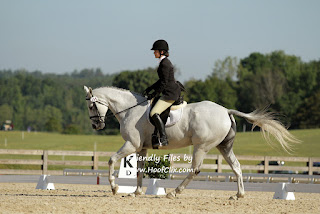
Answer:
[95, 87, 144, 120]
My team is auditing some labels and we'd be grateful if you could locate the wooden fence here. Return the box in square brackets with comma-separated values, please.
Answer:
[0, 149, 319, 176]
[0, 149, 116, 175]
[171, 153, 320, 175]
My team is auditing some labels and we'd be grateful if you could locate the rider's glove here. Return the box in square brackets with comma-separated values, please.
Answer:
[147, 92, 157, 100]
[143, 87, 151, 97]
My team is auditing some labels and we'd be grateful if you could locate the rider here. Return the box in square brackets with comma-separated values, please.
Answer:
[143, 39, 183, 147]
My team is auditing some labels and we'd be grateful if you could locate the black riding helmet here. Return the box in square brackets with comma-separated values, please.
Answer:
[151, 40, 169, 51]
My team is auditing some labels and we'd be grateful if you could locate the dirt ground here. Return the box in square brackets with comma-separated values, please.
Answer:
[0, 183, 319, 214]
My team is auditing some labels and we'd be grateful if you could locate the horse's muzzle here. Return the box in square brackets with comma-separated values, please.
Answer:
[92, 123, 105, 130]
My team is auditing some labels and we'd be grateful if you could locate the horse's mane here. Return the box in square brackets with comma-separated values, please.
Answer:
[94, 86, 144, 98]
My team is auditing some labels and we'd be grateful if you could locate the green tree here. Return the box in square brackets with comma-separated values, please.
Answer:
[42, 105, 63, 132]
[295, 90, 320, 129]
[62, 124, 81, 134]
[0, 69, 114, 133]
[112, 67, 158, 93]
[0, 52, 319, 133]
[45, 117, 62, 132]
[185, 56, 238, 109]
[212, 56, 238, 81]
[185, 77, 237, 109]
[0, 104, 13, 123]
[237, 51, 308, 128]
[185, 79, 209, 103]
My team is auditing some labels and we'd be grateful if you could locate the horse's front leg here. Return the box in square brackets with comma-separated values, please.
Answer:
[108, 141, 136, 195]
[134, 149, 147, 196]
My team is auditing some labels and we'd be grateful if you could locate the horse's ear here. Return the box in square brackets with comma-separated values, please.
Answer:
[84, 86, 90, 94]
[84, 86, 93, 98]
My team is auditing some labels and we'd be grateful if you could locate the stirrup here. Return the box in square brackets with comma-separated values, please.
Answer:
[152, 134, 168, 149]
[159, 136, 169, 147]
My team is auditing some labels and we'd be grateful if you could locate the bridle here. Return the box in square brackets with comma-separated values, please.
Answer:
[86, 96, 148, 123]
[86, 96, 108, 123]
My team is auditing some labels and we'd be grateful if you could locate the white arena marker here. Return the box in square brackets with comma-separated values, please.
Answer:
[145, 179, 166, 195]
[273, 183, 295, 200]
[36, 175, 55, 190]
[117, 153, 137, 193]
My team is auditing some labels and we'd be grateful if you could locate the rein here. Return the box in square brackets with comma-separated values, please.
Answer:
[86, 96, 148, 119]
[106, 99, 148, 117]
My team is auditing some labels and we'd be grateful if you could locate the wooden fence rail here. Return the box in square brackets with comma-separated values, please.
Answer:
[170, 153, 320, 175]
[0, 149, 319, 176]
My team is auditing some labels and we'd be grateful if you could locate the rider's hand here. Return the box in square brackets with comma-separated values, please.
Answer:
[143, 87, 151, 97]
[147, 92, 157, 100]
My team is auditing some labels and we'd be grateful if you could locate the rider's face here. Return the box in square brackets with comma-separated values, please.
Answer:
[153, 50, 161, 58]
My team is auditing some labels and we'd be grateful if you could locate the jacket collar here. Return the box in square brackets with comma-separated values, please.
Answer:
[158, 55, 166, 64]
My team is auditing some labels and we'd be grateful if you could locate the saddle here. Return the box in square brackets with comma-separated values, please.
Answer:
[147, 96, 187, 149]
[148, 96, 186, 127]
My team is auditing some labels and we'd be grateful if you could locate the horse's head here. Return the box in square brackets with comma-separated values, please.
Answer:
[84, 86, 109, 130]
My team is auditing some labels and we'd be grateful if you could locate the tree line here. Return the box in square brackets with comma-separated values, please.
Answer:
[0, 50, 319, 134]
[0, 69, 114, 134]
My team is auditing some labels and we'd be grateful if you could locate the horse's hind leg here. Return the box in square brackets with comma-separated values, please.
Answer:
[167, 146, 207, 199]
[216, 122, 245, 198]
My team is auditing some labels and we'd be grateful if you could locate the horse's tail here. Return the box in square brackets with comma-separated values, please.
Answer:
[228, 109, 300, 153]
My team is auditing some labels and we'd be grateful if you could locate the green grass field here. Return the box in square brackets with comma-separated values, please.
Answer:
[0, 129, 319, 157]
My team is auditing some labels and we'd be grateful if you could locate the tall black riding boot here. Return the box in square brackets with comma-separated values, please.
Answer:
[151, 128, 159, 149]
[151, 113, 169, 147]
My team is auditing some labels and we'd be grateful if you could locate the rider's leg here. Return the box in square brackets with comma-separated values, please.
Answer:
[152, 127, 159, 147]
[150, 98, 174, 146]
[151, 113, 168, 146]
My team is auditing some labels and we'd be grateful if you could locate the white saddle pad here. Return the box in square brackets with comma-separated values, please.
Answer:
[146, 103, 184, 127]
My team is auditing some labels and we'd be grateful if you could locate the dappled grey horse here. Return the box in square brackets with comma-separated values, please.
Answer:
[84, 86, 299, 199]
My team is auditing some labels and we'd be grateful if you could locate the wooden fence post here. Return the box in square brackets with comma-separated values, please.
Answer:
[92, 152, 99, 170]
[308, 157, 313, 175]
[264, 156, 269, 174]
[42, 150, 48, 175]
[170, 159, 175, 168]
[217, 155, 223, 173]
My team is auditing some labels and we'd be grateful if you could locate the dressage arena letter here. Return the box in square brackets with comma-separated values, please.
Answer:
[117, 154, 137, 194]
[119, 154, 137, 179]
[124, 156, 133, 168]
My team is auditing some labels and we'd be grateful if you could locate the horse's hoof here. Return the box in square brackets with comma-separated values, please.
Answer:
[229, 195, 237, 200]
[166, 191, 176, 199]
[236, 193, 245, 199]
[112, 184, 119, 195]
[134, 191, 144, 196]
[127, 193, 136, 197]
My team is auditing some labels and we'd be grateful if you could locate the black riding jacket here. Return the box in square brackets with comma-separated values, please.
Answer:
[149, 57, 181, 101]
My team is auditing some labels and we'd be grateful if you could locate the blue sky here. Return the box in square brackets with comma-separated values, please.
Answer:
[1, 0, 319, 82]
